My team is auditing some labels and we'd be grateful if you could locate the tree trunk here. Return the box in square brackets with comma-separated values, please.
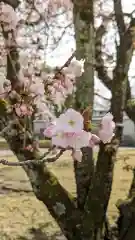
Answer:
[0, 113, 83, 240]
[117, 198, 135, 240]
[81, 140, 119, 240]
[73, 0, 95, 211]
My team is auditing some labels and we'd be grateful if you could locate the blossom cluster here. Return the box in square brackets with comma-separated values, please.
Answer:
[44, 108, 115, 162]
[46, 59, 84, 111]
[0, 2, 17, 31]
[0, 2, 84, 121]
[0, 57, 84, 121]
[0, 2, 115, 163]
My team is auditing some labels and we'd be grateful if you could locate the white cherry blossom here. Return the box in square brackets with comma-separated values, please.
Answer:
[72, 149, 82, 162]
[55, 108, 84, 133]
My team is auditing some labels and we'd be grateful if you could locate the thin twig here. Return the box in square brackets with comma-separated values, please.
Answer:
[0, 149, 65, 166]
[54, 51, 76, 78]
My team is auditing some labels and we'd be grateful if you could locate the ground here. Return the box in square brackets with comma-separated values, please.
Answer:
[0, 148, 134, 239]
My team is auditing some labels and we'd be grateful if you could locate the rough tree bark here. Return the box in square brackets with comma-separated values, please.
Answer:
[95, 0, 135, 239]
[73, 0, 95, 211]
[72, 1, 120, 239]
[95, 4, 135, 124]
[111, 0, 128, 139]
[0, 111, 83, 240]
[1, 0, 117, 239]
[1, 0, 135, 240]
[0, 1, 83, 240]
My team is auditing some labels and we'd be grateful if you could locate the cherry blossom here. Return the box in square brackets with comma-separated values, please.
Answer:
[15, 104, 33, 117]
[24, 145, 34, 152]
[3, 80, 11, 93]
[55, 108, 84, 133]
[101, 112, 115, 131]
[0, 2, 17, 30]
[63, 76, 74, 95]
[52, 132, 69, 148]
[72, 149, 82, 162]
[44, 109, 90, 152]
[43, 110, 116, 162]
[0, 0, 116, 165]
[49, 84, 66, 111]
[43, 121, 57, 138]
[89, 134, 100, 147]
[67, 131, 90, 149]
[29, 80, 45, 96]
[98, 130, 114, 144]
[98, 113, 115, 143]
[52, 130, 90, 149]
[63, 59, 84, 77]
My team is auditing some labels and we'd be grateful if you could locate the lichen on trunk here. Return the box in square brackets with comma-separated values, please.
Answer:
[0, 112, 83, 240]
[73, 0, 95, 211]
[81, 139, 119, 239]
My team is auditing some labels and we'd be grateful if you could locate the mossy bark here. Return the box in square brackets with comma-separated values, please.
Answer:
[2, 1, 134, 239]
[117, 198, 135, 240]
[73, 0, 95, 211]
[1, 5, 83, 238]
[0, 113, 83, 240]
[81, 140, 119, 240]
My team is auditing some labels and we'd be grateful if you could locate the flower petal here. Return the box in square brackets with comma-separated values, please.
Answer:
[72, 149, 82, 162]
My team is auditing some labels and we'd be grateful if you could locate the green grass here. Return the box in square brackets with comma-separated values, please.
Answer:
[0, 149, 134, 239]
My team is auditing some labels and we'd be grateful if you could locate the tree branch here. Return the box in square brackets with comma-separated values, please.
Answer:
[0, 110, 82, 240]
[1, 25, 22, 91]
[95, 15, 135, 125]
[0, 0, 20, 9]
[113, 0, 126, 38]
[111, 3, 134, 138]
[95, 24, 112, 90]
[0, 5, 83, 239]
[0, 149, 65, 166]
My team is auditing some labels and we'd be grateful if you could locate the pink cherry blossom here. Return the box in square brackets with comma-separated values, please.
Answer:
[98, 130, 114, 144]
[3, 80, 11, 93]
[15, 104, 33, 117]
[53, 81, 62, 91]
[27, 106, 34, 116]
[29, 81, 44, 96]
[44, 109, 90, 150]
[15, 104, 27, 117]
[67, 131, 90, 149]
[72, 149, 82, 162]
[56, 108, 84, 133]
[52, 132, 69, 148]
[89, 134, 100, 147]
[43, 122, 57, 138]
[64, 76, 74, 95]
[63, 59, 84, 77]
[52, 130, 90, 149]
[99, 112, 115, 144]
[0, 3, 17, 30]
[101, 112, 115, 131]
[24, 145, 33, 152]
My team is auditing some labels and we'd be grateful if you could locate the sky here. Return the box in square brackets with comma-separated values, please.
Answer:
[45, 0, 135, 110]
[46, 0, 135, 66]
[0, 0, 134, 111]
